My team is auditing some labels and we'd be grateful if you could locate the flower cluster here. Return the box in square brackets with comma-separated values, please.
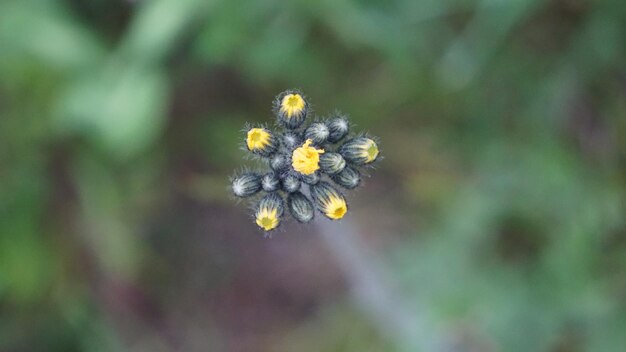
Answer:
[231, 90, 380, 233]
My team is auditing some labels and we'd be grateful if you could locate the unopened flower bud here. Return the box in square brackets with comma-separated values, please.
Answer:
[301, 171, 320, 185]
[325, 115, 349, 143]
[319, 152, 346, 175]
[304, 122, 330, 145]
[338, 137, 379, 165]
[270, 153, 290, 172]
[231, 173, 262, 198]
[287, 192, 314, 223]
[310, 181, 348, 220]
[282, 132, 302, 150]
[282, 174, 301, 193]
[274, 90, 308, 129]
[331, 166, 360, 189]
[255, 193, 284, 231]
[262, 172, 280, 192]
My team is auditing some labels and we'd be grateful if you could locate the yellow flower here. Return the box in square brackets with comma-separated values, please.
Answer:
[311, 181, 348, 220]
[255, 207, 279, 231]
[339, 137, 379, 165]
[254, 193, 284, 232]
[246, 128, 272, 151]
[362, 139, 379, 163]
[292, 139, 325, 175]
[275, 91, 308, 129]
[321, 194, 348, 219]
[280, 93, 306, 118]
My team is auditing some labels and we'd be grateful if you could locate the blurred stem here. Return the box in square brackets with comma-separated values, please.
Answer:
[315, 218, 448, 352]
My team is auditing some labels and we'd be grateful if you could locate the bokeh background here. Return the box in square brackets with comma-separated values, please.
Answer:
[1, 0, 626, 351]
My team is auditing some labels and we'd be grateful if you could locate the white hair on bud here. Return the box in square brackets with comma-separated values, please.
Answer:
[336, 118, 348, 131]
[285, 134, 298, 146]
[262, 173, 279, 192]
[232, 178, 246, 196]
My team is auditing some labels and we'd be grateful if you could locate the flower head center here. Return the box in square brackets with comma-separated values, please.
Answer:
[331, 205, 347, 219]
[292, 139, 324, 175]
[256, 208, 279, 231]
[258, 217, 275, 230]
[325, 195, 347, 220]
[247, 128, 270, 150]
[366, 141, 379, 162]
[281, 94, 305, 118]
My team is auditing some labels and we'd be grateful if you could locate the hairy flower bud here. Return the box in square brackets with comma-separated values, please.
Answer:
[287, 192, 314, 223]
[270, 153, 290, 172]
[338, 137, 379, 165]
[282, 174, 301, 193]
[255, 193, 284, 231]
[310, 181, 348, 220]
[319, 152, 346, 175]
[262, 172, 280, 192]
[231, 173, 262, 198]
[304, 122, 330, 145]
[325, 115, 349, 143]
[282, 132, 302, 150]
[331, 166, 360, 189]
[301, 171, 320, 185]
[274, 90, 308, 129]
[246, 128, 277, 156]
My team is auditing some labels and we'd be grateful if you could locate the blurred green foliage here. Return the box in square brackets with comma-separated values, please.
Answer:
[0, 0, 625, 351]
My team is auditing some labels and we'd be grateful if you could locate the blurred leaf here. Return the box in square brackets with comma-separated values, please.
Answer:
[0, 1, 104, 72]
[56, 66, 168, 159]
[120, 0, 212, 64]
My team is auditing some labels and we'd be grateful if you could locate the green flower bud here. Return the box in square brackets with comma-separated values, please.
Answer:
[331, 166, 360, 189]
[287, 192, 314, 223]
[338, 137, 379, 165]
[304, 122, 330, 145]
[262, 172, 280, 192]
[255, 193, 284, 231]
[325, 115, 349, 143]
[301, 171, 320, 185]
[270, 153, 290, 172]
[282, 132, 302, 150]
[319, 152, 346, 175]
[282, 174, 301, 193]
[310, 181, 348, 220]
[231, 173, 262, 198]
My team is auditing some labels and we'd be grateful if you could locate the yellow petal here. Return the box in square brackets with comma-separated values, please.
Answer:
[255, 208, 279, 231]
[323, 194, 347, 220]
[247, 128, 271, 150]
[280, 94, 305, 118]
[292, 139, 325, 175]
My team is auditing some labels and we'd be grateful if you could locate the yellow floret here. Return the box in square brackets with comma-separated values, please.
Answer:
[280, 94, 306, 118]
[255, 207, 279, 231]
[292, 139, 325, 175]
[247, 128, 271, 151]
[322, 194, 347, 220]
[360, 139, 379, 163]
